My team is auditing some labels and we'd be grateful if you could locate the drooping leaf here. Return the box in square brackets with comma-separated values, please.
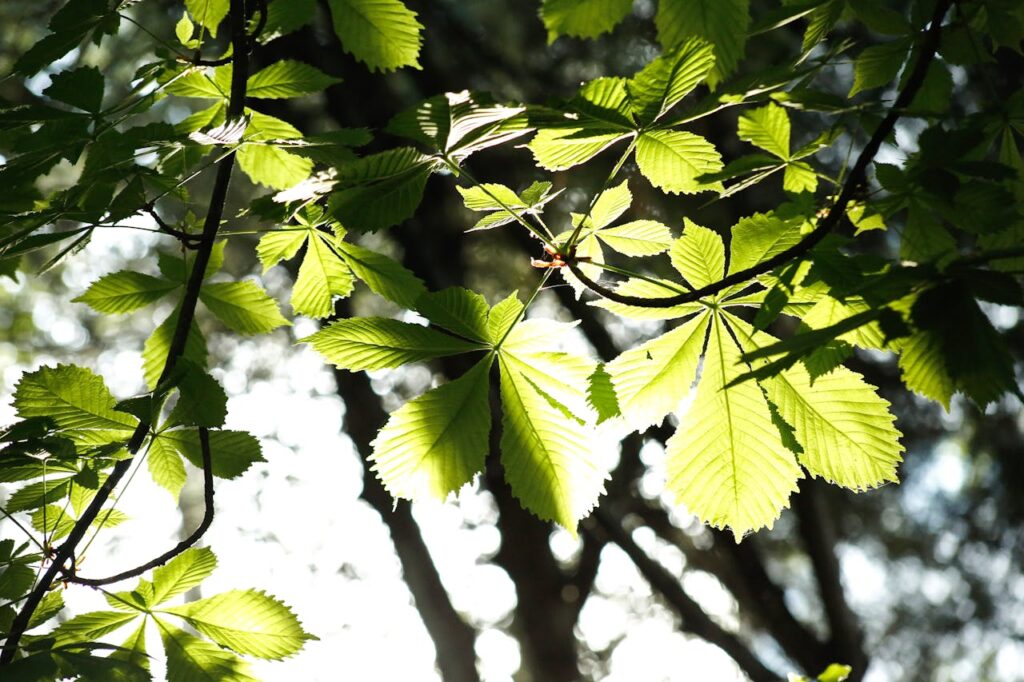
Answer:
[849, 39, 910, 96]
[596, 220, 673, 256]
[606, 312, 710, 430]
[670, 220, 726, 289]
[160, 624, 258, 682]
[185, 0, 229, 37]
[727, 212, 802, 274]
[655, 0, 750, 86]
[329, 148, 437, 231]
[540, 0, 633, 42]
[415, 287, 491, 343]
[162, 590, 315, 660]
[147, 434, 188, 501]
[246, 60, 341, 99]
[199, 281, 291, 335]
[897, 330, 955, 409]
[665, 314, 802, 541]
[327, 0, 423, 72]
[371, 355, 493, 500]
[737, 103, 791, 159]
[141, 310, 208, 390]
[586, 364, 621, 425]
[291, 232, 355, 318]
[528, 128, 631, 171]
[50, 611, 141, 647]
[43, 66, 105, 113]
[635, 130, 723, 194]
[167, 364, 228, 428]
[628, 37, 716, 124]
[151, 547, 218, 606]
[333, 240, 426, 308]
[13, 365, 135, 444]
[302, 318, 484, 371]
[158, 429, 264, 479]
[73, 272, 178, 314]
[255, 229, 308, 273]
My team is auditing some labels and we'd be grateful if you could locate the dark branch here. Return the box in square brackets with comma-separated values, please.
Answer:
[592, 508, 781, 682]
[65, 428, 216, 587]
[567, 0, 953, 308]
[0, 0, 251, 663]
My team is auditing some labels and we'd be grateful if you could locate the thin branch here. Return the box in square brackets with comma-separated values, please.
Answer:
[592, 508, 781, 682]
[0, 0, 251, 663]
[567, 0, 953, 308]
[66, 428, 215, 587]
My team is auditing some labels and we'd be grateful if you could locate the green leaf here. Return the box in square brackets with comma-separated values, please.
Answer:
[167, 364, 228, 428]
[415, 287, 491, 343]
[50, 611, 140, 647]
[185, 0, 229, 36]
[160, 624, 258, 682]
[329, 148, 436, 231]
[583, 179, 632, 228]
[656, 0, 750, 87]
[152, 547, 218, 605]
[371, 355, 493, 500]
[162, 590, 315, 660]
[458, 183, 523, 211]
[728, 212, 802, 274]
[43, 66, 104, 113]
[13, 365, 135, 443]
[199, 281, 290, 335]
[333, 240, 426, 308]
[670, 219, 725, 289]
[256, 229, 308, 273]
[147, 435, 188, 501]
[486, 292, 525, 344]
[302, 318, 483, 371]
[499, 344, 605, 531]
[27, 590, 65, 629]
[849, 39, 910, 96]
[327, 0, 423, 72]
[246, 60, 340, 99]
[666, 314, 802, 540]
[635, 130, 723, 194]
[586, 364, 621, 425]
[801, 296, 887, 350]
[99, 623, 151, 682]
[738, 103, 790, 159]
[540, 0, 632, 41]
[292, 232, 355, 319]
[387, 91, 529, 159]
[527, 128, 631, 171]
[606, 312, 710, 430]
[165, 69, 227, 100]
[73, 271, 178, 315]
[730, 316, 903, 490]
[260, 0, 317, 43]
[175, 12, 195, 45]
[142, 309, 208, 390]
[159, 429, 264, 479]
[783, 161, 817, 193]
[596, 220, 673, 256]
[237, 144, 313, 190]
[628, 37, 716, 124]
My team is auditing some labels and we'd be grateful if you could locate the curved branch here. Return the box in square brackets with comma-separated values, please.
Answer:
[66, 428, 216, 587]
[0, 0, 252, 664]
[592, 508, 780, 682]
[568, 0, 953, 308]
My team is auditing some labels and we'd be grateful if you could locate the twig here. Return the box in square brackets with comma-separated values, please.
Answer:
[66, 428, 215, 587]
[592, 508, 780, 682]
[567, 0, 953, 308]
[0, 0, 251, 664]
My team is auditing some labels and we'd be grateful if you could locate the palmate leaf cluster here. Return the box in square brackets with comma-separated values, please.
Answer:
[0, 0, 1022, 677]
